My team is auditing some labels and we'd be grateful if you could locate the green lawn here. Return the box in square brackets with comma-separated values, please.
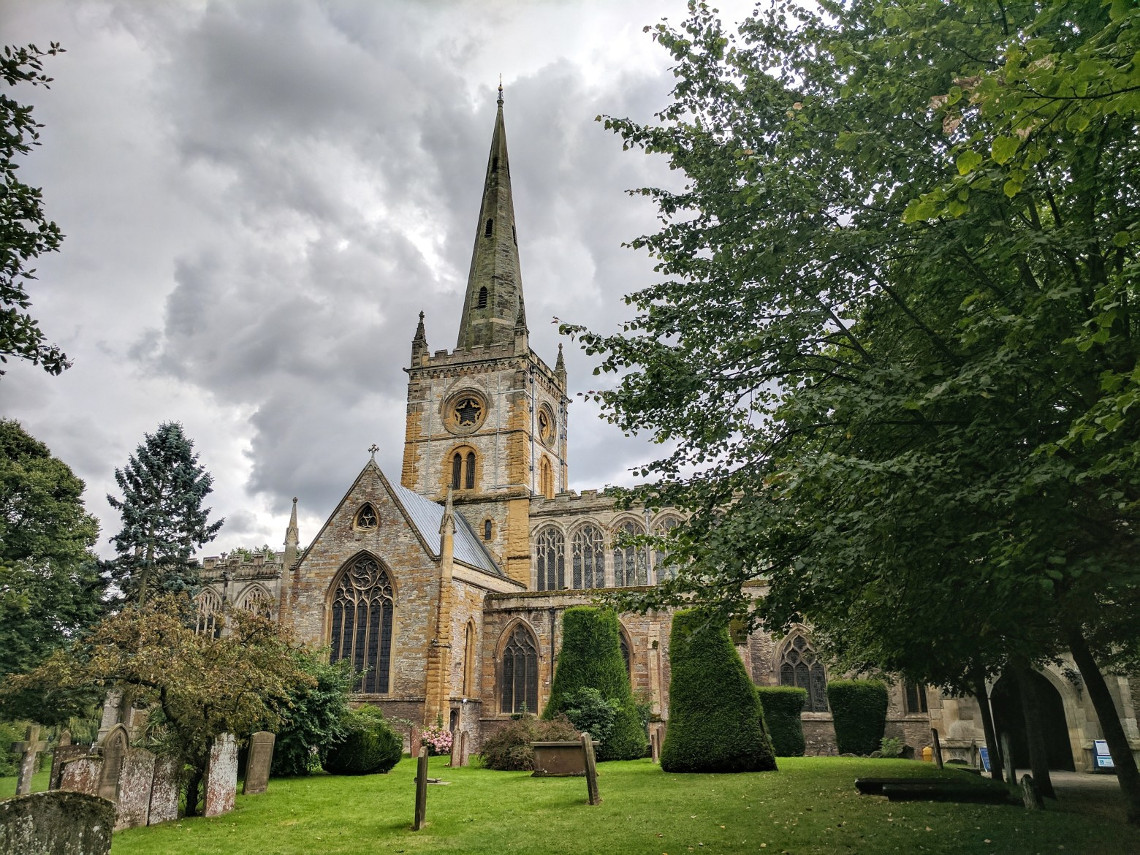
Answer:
[5, 758, 1133, 854]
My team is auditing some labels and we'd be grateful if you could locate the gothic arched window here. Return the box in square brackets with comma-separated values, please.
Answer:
[195, 589, 222, 638]
[539, 457, 554, 499]
[779, 633, 828, 712]
[483, 519, 493, 541]
[330, 556, 394, 694]
[501, 625, 538, 715]
[241, 586, 273, 619]
[450, 448, 477, 491]
[572, 524, 605, 589]
[613, 520, 648, 586]
[355, 503, 378, 529]
[653, 515, 682, 582]
[466, 451, 476, 490]
[535, 526, 564, 591]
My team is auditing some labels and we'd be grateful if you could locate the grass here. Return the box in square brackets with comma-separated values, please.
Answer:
[6, 757, 1134, 854]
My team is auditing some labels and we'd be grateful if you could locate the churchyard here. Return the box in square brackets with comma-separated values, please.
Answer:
[6, 756, 1134, 855]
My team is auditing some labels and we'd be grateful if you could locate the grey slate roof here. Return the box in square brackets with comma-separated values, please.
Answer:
[391, 482, 504, 577]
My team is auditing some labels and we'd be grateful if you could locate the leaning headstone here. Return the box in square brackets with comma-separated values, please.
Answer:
[413, 747, 429, 831]
[242, 732, 275, 796]
[448, 732, 468, 768]
[147, 756, 180, 825]
[581, 732, 600, 806]
[114, 749, 156, 830]
[204, 733, 238, 818]
[0, 791, 114, 855]
[12, 726, 46, 796]
[59, 757, 102, 797]
[930, 728, 944, 770]
[1020, 773, 1043, 810]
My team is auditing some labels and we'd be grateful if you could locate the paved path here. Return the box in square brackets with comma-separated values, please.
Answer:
[1012, 769, 1126, 823]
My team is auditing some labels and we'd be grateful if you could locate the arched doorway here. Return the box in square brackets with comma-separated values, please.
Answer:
[991, 671, 1075, 771]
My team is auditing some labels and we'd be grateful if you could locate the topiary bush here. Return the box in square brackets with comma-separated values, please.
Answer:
[478, 714, 580, 771]
[543, 607, 646, 761]
[827, 679, 888, 755]
[563, 687, 617, 746]
[756, 686, 806, 757]
[661, 610, 778, 773]
[321, 705, 402, 775]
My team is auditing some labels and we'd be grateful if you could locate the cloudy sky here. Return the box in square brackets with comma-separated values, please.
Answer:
[6, 0, 755, 557]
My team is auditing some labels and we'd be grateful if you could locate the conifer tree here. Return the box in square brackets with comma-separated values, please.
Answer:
[107, 422, 223, 604]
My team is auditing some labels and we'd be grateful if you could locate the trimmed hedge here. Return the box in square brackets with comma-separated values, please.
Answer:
[756, 686, 806, 757]
[543, 607, 646, 761]
[661, 610, 778, 773]
[827, 680, 888, 755]
[321, 705, 402, 775]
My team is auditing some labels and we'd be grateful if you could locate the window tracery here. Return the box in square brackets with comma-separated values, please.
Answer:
[195, 589, 222, 637]
[329, 556, 394, 694]
[501, 625, 538, 715]
[241, 586, 273, 619]
[535, 526, 564, 590]
[355, 503, 378, 529]
[572, 524, 605, 589]
[613, 520, 648, 586]
[779, 633, 828, 712]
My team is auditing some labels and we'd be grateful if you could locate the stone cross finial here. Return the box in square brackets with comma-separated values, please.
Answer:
[12, 725, 46, 795]
[368, 444, 379, 460]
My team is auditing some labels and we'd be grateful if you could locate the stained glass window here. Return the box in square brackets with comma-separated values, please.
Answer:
[330, 556, 394, 694]
[779, 633, 828, 712]
[501, 626, 538, 714]
[572, 524, 605, 589]
[535, 526, 564, 590]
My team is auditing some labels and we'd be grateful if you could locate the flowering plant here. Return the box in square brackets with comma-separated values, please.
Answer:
[422, 720, 452, 755]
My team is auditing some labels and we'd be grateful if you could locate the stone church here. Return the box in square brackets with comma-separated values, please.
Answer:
[194, 93, 1137, 770]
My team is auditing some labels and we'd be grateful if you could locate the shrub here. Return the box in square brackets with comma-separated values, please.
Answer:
[321, 705, 402, 775]
[879, 736, 905, 758]
[661, 610, 777, 773]
[478, 714, 579, 771]
[827, 680, 888, 755]
[563, 687, 617, 745]
[271, 653, 353, 776]
[756, 686, 806, 757]
[422, 718, 452, 756]
[543, 607, 646, 761]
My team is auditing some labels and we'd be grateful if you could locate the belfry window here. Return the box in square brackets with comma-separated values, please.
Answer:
[477, 287, 488, 309]
[501, 625, 539, 715]
[450, 449, 477, 491]
[779, 633, 828, 712]
[484, 218, 493, 237]
[329, 556, 394, 694]
[535, 526, 564, 590]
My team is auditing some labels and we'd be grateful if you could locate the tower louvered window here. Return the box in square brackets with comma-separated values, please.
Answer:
[330, 557, 394, 694]
[501, 626, 538, 714]
[779, 633, 828, 712]
[572, 524, 605, 589]
[535, 526, 564, 590]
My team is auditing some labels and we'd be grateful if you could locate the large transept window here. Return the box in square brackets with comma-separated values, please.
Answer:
[779, 633, 828, 712]
[613, 520, 648, 586]
[501, 625, 539, 715]
[330, 556, 394, 694]
[535, 526, 564, 590]
[572, 524, 605, 589]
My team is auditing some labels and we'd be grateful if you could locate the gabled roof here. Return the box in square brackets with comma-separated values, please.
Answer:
[390, 481, 503, 577]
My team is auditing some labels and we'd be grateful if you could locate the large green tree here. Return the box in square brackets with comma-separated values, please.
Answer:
[0, 419, 106, 682]
[1, 43, 69, 376]
[107, 422, 224, 604]
[569, 0, 1139, 821]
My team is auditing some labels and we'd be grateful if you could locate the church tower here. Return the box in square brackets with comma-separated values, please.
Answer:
[402, 88, 569, 587]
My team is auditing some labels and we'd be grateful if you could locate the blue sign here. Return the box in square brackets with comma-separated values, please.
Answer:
[1094, 740, 1115, 769]
[979, 747, 990, 773]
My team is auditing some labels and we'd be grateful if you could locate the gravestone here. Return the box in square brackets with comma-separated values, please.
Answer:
[413, 747, 428, 831]
[448, 732, 468, 768]
[1020, 773, 1043, 810]
[1000, 733, 1015, 785]
[930, 728, 944, 770]
[12, 726, 46, 796]
[580, 732, 600, 806]
[242, 732, 275, 796]
[0, 791, 114, 855]
[147, 756, 180, 825]
[204, 733, 238, 818]
[114, 749, 156, 830]
[59, 757, 102, 797]
[96, 727, 128, 802]
[50, 731, 85, 791]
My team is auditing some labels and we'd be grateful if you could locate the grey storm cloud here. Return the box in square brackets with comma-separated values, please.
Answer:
[5, 0, 757, 555]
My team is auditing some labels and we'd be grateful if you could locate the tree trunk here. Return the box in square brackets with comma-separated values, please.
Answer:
[1067, 629, 1140, 826]
[1011, 659, 1056, 799]
[972, 669, 1002, 784]
[184, 767, 203, 817]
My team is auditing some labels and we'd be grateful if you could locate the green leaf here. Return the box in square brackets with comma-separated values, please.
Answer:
[991, 135, 1019, 165]
[956, 150, 983, 175]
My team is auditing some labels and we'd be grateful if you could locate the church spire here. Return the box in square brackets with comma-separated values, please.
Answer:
[456, 86, 526, 351]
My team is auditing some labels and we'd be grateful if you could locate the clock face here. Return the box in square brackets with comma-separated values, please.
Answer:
[444, 391, 488, 435]
[538, 405, 555, 446]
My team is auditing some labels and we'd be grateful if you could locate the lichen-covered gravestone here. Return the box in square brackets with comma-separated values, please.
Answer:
[242, 732, 275, 796]
[114, 749, 156, 830]
[11, 726, 46, 796]
[204, 734, 238, 818]
[0, 791, 114, 855]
